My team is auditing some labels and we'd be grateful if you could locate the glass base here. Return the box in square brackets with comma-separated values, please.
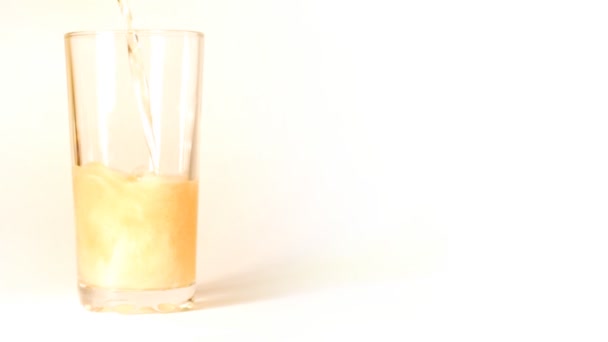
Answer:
[79, 283, 195, 314]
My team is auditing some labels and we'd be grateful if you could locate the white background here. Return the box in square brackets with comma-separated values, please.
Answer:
[1, 0, 607, 340]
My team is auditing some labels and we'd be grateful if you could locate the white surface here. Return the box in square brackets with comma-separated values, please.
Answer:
[1, 0, 608, 340]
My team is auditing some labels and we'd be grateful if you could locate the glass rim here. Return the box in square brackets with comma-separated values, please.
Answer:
[64, 29, 204, 39]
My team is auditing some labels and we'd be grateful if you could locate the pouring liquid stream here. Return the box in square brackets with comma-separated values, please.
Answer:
[116, 0, 159, 174]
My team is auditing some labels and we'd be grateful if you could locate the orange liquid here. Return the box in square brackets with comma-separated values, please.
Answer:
[72, 163, 197, 290]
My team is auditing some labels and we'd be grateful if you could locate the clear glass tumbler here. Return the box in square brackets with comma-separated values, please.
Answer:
[64, 30, 204, 313]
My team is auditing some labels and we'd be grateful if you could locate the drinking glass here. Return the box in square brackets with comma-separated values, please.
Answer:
[64, 30, 204, 313]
